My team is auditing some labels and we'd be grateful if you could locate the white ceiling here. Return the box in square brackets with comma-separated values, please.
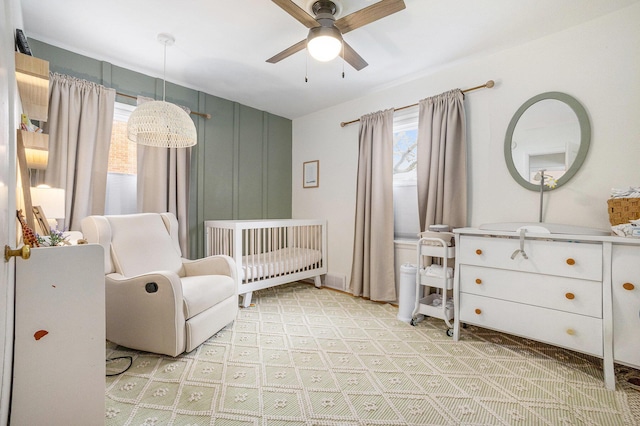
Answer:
[19, 0, 639, 119]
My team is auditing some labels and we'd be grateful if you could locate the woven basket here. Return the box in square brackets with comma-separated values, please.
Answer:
[607, 198, 640, 225]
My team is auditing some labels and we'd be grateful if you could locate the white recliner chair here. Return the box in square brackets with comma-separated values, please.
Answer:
[81, 212, 238, 357]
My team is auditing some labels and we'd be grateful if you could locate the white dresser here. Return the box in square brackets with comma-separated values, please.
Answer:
[453, 228, 640, 390]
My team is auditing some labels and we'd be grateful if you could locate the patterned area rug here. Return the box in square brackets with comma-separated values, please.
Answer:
[105, 282, 640, 425]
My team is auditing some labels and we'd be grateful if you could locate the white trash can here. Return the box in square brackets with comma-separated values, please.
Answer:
[398, 263, 417, 323]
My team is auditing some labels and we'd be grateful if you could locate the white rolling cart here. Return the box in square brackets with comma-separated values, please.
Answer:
[411, 230, 456, 336]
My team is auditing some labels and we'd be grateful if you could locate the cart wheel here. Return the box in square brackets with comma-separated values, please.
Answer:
[410, 318, 416, 326]
[462, 323, 468, 329]
[446, 328, 454, 337]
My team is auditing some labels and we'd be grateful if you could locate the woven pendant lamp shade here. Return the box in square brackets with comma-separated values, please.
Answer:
[127, 100, 197, 148]
[127, 33, 197, 148]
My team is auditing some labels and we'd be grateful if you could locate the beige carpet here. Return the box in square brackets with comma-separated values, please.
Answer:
[105, 282, 640, 425]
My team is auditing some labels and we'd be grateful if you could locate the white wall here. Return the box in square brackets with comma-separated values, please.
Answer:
[292, 4, 640, 287]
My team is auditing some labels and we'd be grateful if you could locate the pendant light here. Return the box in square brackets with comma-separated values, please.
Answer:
[127, 33, 197, 148]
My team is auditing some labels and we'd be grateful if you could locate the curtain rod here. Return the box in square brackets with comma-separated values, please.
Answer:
[339, 80, 495, 128]
[116, 91, 211, 119]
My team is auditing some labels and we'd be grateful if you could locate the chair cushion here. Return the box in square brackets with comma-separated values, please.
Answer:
[108, 213, 183, 277]
[181, 274, 236, 319]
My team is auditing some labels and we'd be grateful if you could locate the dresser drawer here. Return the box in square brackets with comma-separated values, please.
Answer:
[458, 235, 602, 280]
[611, 245, 640, 367]
[459, 265, 602, 317]
[459, 293, 603, 357]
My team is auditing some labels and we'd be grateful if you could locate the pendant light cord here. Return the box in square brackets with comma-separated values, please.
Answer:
[162, 41, 167, 101]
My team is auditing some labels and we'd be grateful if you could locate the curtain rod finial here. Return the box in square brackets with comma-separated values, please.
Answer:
[486, 80, 495, 88]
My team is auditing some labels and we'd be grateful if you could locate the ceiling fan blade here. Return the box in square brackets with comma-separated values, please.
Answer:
[271, 0, 319, 28]
[335, 0, 406, 34]
[266, 39, 307, 64]
[341, 42, 368, 71]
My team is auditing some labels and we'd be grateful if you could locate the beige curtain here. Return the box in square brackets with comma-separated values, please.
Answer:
[350, 109, 396, 302]
[137, 145, 191, 256]
[417, 89, 467, 231]
[43, 73, 115, 231]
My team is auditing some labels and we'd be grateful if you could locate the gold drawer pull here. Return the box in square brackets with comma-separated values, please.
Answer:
[475, 278, 482, 285]
[475, 249, 483, 255]
[474, 308, 482, 315]
[566, 329, 576, 336]
[623, 283, 635, 291]
[566, 258, 576, 266]
[565, 292, 575, 300]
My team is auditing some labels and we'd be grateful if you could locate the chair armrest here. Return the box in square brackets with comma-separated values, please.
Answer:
[182, 255, 237, 281]
[105, 271, 186, 357]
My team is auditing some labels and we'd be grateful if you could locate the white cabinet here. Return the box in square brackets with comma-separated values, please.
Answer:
[11, 244, 104, 425]
[453, 228, 640, 390]
[611, 244, 640, 368]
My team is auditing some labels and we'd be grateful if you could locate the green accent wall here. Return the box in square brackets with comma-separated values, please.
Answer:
[29, 39, 292, 259]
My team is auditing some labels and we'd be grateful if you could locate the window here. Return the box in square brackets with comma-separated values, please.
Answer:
[393, 106, 420, 239]
[105, 102, 137, 215]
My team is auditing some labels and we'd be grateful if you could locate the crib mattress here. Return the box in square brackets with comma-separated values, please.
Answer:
[241, 247, 322, 281]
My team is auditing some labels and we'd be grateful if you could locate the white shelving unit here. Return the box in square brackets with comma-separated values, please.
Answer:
[412, 232, 456, 336]
[12, 244, 105, 425]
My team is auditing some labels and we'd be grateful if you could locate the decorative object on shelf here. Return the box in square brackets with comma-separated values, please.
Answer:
[16, 209, 39, 248]
[303, 160, 319, 188]
[20, 113, 42, 133]
[14, 29, 32, 55]
[36, 227, 70, 247]
[32, 206, 50, 236]
[127, 33, 197, 148]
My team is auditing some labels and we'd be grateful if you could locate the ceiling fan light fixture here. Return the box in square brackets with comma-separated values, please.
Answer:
[307, 25, 343, 62]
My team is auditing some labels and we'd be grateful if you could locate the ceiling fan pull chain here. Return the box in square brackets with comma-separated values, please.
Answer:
[305, 51, 309, 83]
[341, 49, 344, 78]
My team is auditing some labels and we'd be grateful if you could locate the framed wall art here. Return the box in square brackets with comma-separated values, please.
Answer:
[303, 160, 319, 188]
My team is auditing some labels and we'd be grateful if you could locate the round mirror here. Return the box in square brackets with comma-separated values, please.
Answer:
[504, 92, 590, 191]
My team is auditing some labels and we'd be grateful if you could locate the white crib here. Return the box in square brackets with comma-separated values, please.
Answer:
[204, 219, 327, 307]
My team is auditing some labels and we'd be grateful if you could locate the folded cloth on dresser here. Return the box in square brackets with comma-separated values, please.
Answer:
[610, 186, 640, 198]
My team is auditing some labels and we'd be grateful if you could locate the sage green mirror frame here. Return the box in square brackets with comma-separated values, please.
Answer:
[504, 92, 591, 191]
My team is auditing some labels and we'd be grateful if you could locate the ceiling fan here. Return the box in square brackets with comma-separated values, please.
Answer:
[267, 0, 406, 70]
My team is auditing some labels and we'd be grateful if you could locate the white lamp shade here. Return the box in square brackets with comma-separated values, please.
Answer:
[127, 101, 197, 148]
[30, 186, 65, 219]
[307, 26, 343, 62]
